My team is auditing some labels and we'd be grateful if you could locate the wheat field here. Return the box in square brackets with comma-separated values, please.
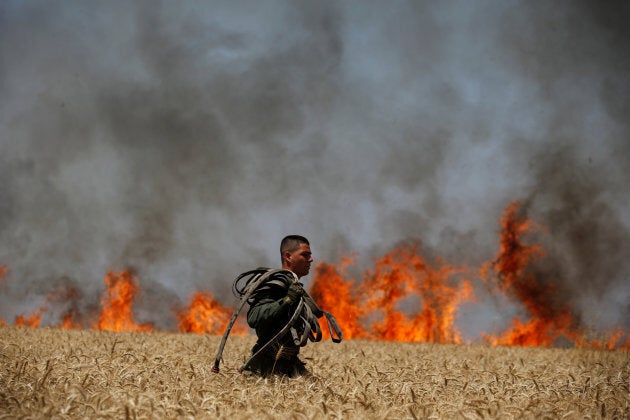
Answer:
[0, 326, 628, 419]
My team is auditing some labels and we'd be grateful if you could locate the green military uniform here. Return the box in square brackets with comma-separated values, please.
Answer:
[211, 267, 340, 377]
[245, 272, 308, 377]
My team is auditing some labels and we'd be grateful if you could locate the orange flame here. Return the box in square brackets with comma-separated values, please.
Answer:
[15, 308, 44, 328]
[309, 257, 365, 339]
[480, 200, 573, 346]
[309, 245, 473, 343]
[11, 282, 82, 329]
[364, 247, 472, 343]
[176, 291, 247, 335]
[307, 202, 628, 349]
[96, 270, 152, 332]
[480, 201, 629, 349]
[59, 307, 83, 330]
[582, 328, 628, 351]
[0, 265, 7, 284]
[2, 202, 628, 349]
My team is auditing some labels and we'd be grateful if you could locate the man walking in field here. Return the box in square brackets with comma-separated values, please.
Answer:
[243, 235, 315, 377]
[213, 235, 341, 377]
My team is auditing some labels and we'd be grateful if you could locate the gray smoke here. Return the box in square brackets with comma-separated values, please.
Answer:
[1, 1, 628, 335]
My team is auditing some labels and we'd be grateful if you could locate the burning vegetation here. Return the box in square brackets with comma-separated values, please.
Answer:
[176, 291, 248, 336]
[0, 202, 628, 350]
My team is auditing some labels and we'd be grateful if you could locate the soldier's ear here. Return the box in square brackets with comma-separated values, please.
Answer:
[283, 250, 292, 263]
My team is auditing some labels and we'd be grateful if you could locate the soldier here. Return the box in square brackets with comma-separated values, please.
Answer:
[244, 235, 314, 377]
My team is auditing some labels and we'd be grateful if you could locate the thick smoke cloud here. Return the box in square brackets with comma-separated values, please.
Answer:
[1, 1, 628, 333]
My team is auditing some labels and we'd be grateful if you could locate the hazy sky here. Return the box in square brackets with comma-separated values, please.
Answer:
[1, 1, 628, 334]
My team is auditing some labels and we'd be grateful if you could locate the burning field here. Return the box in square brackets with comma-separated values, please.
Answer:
[1, 326, 628, 418]
[2, 3, 629, 417]
[1, 201, 628, 350]
[1, 201, 629, 418]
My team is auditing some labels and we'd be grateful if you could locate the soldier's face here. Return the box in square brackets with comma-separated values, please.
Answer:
[285, 243, 313, 278]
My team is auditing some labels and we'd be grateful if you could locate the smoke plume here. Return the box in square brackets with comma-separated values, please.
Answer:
[1, 1, 628, 333]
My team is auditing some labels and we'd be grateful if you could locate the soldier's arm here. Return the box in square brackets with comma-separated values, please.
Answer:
[246, 274, 303, 331]
[247, 297, 293, 331]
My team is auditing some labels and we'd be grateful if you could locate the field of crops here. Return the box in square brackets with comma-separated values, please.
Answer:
[1, 326, 628, 419]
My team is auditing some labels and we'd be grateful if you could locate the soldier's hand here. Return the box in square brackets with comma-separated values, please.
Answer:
[283, 283, 304, 305]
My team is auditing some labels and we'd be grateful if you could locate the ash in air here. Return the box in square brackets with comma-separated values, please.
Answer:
[0, 1, 628, 336]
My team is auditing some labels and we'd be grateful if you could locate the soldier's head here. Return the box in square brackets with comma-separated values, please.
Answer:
[280, 235, 313, 278]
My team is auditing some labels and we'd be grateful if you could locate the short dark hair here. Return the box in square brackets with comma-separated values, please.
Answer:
[280, 235, 310, 262]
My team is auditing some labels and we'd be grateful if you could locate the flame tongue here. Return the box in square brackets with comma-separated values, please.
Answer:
[364, 247, 472, 343]
[15, 309, 44, 328]
[59, 308, 82, 330]
[309, 247, 473, 343]
[13, 283, 80, 329]
[97, 270, 152, 332]
[309, 257, 365, 340]
[176, 291, 247, 335]
[481, 201, 576, 347]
